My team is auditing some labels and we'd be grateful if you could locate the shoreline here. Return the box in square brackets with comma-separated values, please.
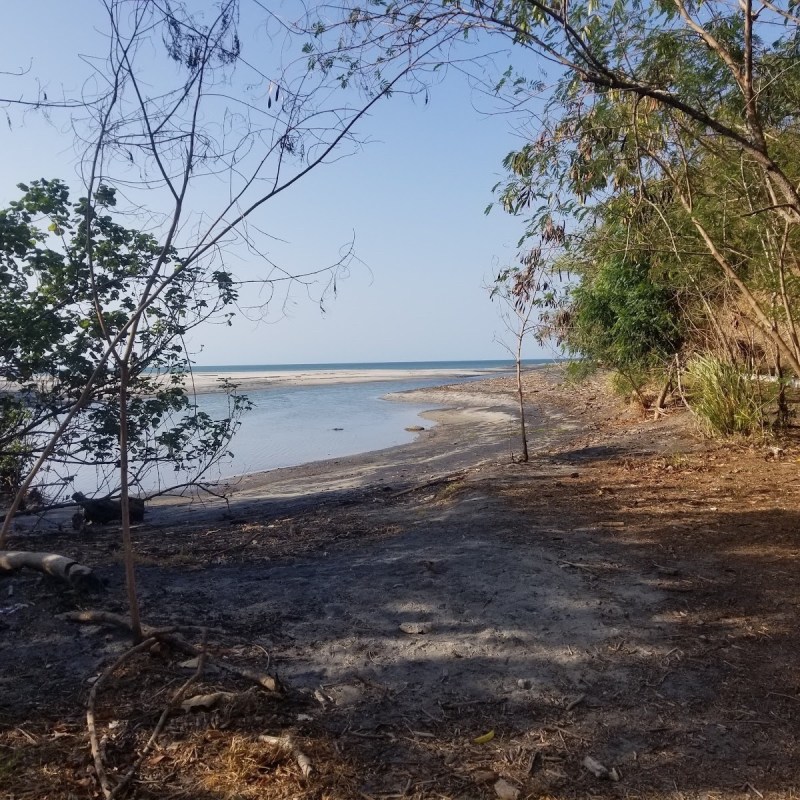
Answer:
[9, 364, 800, 798]
[145, 368, 566, 525]
[182, 365, 515, 394]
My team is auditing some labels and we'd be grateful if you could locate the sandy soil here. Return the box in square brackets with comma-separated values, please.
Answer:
[2, 367, 800, 799]
[182, 366, 502, 394]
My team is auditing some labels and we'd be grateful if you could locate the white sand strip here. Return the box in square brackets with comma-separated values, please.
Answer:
[182, 367, 507, 394]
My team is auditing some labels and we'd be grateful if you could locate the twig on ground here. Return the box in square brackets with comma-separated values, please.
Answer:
[390, 471, 468, 499]
[64, 610, 281, 692]
[565, 694, 586, 712]
[209, 529, 264, 558]
[59, 609, 225, 637]
[558, 560, 598, 572]
[87, 637, 158, 799]
[109, 629, 208, 798]
[161, 633, 280, 693]
[259, 734, 312, 778]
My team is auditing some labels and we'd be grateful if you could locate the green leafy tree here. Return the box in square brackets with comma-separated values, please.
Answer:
[1, 0, 439, 639]
[565, 257, 684, 401]
[0, 178, 249, 505]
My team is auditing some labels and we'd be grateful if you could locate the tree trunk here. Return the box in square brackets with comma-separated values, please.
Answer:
[653, 363, 675, 419]
[118, 364, 143, 642]
[516, 349, 529, 462]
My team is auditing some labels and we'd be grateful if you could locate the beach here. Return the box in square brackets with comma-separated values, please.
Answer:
[182, 364, 510, 394]
[4, 366, 800, 799]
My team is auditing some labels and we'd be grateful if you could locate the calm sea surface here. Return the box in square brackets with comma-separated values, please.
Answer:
[69, 360, 550, 494]
[198, 360, 552, 478]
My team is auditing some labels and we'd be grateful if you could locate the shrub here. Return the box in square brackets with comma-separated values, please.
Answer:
[685, 355, 774, 436]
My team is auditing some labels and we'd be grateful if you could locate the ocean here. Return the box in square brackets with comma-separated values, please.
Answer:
[193, 360, 551, 477]
[70, 359, 550, 494]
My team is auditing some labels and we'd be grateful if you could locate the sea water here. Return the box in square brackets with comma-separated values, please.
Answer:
[66, 360, 550, 494]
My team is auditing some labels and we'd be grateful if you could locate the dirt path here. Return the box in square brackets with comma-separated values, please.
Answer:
[2, 369, 800, 799]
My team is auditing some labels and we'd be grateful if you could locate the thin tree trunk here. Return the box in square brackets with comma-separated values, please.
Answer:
[516, 344, 529, 462]
[653, 362, 675, 419]
[118, 363, 142, 642]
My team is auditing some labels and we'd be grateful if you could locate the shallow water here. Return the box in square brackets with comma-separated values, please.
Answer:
[66, 374, 475, 495]
[207, 377, 456, 478]
[64, 360, 552, 495]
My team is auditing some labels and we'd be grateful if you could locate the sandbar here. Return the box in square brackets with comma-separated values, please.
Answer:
[181, 366, 509, 394]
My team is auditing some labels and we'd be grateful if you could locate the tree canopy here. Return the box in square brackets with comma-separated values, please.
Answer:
[307, 0, 800, 423]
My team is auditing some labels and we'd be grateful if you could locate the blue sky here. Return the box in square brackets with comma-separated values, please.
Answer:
[0, 1, 555, 365]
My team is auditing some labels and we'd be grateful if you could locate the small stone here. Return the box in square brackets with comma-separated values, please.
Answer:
[517, 678, 531, 689]
[399, 621, 432, 635]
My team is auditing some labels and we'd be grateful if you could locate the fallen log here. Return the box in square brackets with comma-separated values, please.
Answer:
[72, 492, 145, 525]
[0, 551, 101, 591]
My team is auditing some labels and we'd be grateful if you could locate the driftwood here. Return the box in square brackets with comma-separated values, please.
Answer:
[72, 492, 145, 525]
[62, 610, 281, 694]
[0, 551, 101, 591]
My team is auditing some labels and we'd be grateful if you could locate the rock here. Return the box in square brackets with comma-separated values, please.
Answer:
[329, 684, 363, 707]
[517, 678, 531, 689]
[399, 621, 432, 635]
[582, 755, 619, 780]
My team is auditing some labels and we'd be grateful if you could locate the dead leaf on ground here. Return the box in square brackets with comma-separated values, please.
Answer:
[180, 691, 236, 712]
[399, 621, 432, 634]
[494, 777, 520, 799]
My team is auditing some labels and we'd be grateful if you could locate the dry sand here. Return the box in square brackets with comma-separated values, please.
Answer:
[183, 365, 506, 394]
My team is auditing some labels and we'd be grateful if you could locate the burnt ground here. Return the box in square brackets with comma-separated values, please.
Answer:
[2, 368, 800, 799]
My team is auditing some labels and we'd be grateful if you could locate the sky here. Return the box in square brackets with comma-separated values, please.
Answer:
[0, 1, 557, 366]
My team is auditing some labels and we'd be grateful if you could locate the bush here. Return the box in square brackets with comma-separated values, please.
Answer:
[568, 258, 683, 374]
[563, 359, 597, 384]
[685, 355, 774, 436]
[610, 368, 652, 405]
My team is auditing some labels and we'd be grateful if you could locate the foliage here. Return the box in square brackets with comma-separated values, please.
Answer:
[0, 179, 249, 501]
[566, 257, 684, 373]
[684, 355, 775, 436]
[563, 359, 597, 384]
